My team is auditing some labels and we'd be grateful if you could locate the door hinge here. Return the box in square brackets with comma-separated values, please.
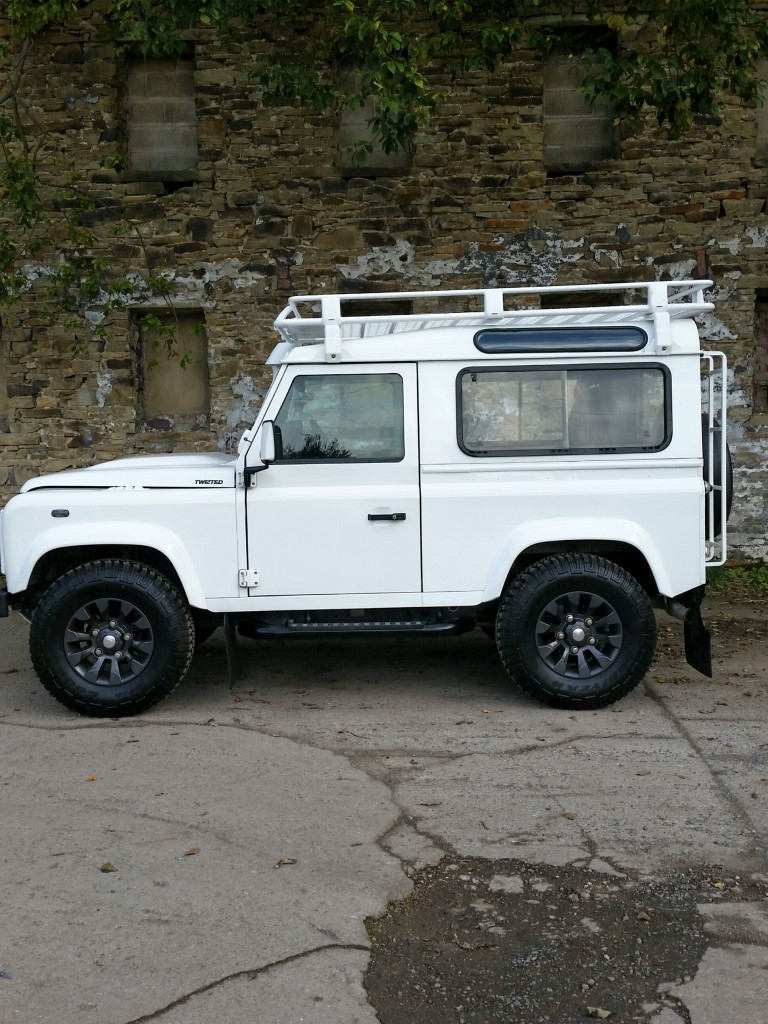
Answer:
[238, 569, 259, 588]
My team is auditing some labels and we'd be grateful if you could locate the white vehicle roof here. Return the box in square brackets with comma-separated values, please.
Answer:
[271, 280, 714, 364]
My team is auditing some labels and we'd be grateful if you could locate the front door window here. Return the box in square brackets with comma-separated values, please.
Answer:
[273, 373, 405, 462]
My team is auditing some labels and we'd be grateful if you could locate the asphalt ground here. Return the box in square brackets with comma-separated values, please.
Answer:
[1, 599, 767, 1023]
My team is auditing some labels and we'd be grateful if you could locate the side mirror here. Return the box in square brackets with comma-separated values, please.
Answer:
[260, 420, 276, 464]
[244, 421, 277, 487]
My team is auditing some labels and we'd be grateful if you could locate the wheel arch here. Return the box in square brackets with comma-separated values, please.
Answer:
[506, 541, 657, 593]
[482, 523, 665, 604]
[20, 542, 200, 613]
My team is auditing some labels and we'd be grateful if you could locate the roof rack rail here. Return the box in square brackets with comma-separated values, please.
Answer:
[273, 280, 714, 360]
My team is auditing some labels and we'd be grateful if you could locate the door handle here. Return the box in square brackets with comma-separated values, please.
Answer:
[368, 512, 406, 521]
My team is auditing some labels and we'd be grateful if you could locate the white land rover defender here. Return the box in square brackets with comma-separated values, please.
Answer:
[0, 280, 731, 717]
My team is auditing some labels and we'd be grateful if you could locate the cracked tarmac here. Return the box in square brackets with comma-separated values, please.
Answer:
[1, 600, 767, 1023]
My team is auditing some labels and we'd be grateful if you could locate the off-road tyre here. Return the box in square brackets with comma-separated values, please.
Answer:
[496, 554, 656, 710]
[30, 560, 195, 718]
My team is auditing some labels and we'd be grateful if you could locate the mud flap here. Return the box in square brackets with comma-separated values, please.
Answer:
[683, 599, 712, 678]
[224, 613, 244, 688]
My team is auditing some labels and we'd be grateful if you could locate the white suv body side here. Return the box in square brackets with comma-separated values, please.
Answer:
[0, 281, 729, 716]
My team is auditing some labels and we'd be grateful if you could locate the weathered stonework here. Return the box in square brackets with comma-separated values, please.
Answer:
[2, 8, 768, 559]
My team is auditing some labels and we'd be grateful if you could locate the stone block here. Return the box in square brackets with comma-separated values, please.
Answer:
[12, 465, 42, 486]
[313, 228, 364, 250]
[722, 199, 765, 217]
[0, 433, 40, 447]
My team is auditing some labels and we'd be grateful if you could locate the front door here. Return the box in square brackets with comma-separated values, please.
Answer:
[244, 363, 421, 598]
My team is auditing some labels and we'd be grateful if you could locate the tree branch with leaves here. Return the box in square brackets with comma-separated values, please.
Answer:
[1, 0, 766, 352]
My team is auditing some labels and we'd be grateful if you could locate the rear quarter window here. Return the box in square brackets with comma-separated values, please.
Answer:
[458, 365, 670, 456]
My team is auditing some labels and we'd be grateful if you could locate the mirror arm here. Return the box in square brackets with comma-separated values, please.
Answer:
[243, 463, 269, 486]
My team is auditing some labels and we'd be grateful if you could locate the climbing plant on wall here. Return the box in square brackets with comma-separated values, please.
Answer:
[90, 1, 768, 144]
[0, 0, 767, 346]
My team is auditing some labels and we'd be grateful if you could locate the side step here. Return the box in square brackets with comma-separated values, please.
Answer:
[239, 619, 464, 639]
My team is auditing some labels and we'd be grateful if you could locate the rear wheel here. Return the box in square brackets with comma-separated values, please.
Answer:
[30, 560, 195, 718]
[496, 554, 656, 710]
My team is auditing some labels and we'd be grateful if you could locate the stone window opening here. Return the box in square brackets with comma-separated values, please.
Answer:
[539, 289, 624, 311]
[0, 325, 10, 433]
[133, 309, 210, 431]
[338, 93, 412, 177]
[753, 291, 768, 414]
[126, 55, 199, 185]
[755, 58, 768, 164]
[339, 297, 414, 319]
[543, 29, 617, 176]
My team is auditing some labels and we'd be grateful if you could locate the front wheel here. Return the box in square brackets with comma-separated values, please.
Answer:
[30, 560, 195, 718]
[496, 554, 656, 710]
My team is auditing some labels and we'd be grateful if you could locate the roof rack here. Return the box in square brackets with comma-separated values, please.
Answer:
[273, 280, 714, 360]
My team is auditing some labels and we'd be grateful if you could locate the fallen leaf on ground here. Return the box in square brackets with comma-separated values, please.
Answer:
[182, 847, 200, 857]
[275, 857, 297, 868]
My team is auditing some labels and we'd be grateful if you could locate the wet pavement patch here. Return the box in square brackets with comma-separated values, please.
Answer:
[365, 857, 764, 1023]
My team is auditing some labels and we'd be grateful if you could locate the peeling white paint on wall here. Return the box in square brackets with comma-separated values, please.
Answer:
[122, 260, 267, 305]
[339, 232, 591, 290]
[745, 225, 768, 249]
[657, 258, 697, 280]
[589, 242, 620, 268]
[184, 259, 268, 291]
[22, 258, 270, 329]
[703, 367, 750, 422]
[460, 235, 585, 287]
[339, 241, 449, 285]
[95, 372, 114, 409]
[729, 440, 768, 562]
[220, 375, 267, 449]
[19, 262, 56, 288]
[698, 312, 738, 345]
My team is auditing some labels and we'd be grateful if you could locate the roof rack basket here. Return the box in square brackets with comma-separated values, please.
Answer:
[274, 280, 714, 358]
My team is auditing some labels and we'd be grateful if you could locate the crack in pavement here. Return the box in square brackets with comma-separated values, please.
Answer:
[644, 680, 768, 861]
[120, 942, 371, 1023]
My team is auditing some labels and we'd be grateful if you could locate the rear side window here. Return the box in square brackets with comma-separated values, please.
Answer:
[458, 366, 669, 455]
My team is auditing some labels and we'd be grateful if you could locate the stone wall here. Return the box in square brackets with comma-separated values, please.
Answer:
[2, 7, 768, 559]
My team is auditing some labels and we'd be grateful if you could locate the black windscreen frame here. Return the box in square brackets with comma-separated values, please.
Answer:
[474, 326, 648, 353]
